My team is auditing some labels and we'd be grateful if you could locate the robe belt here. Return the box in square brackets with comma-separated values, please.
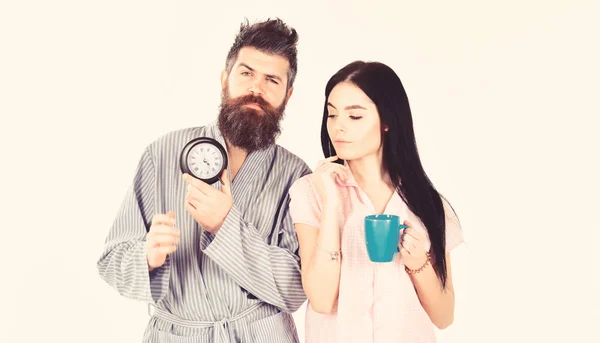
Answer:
[148, 302, 264, 342]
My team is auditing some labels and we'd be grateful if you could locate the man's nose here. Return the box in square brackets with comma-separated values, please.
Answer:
[249, 78, 264, 96]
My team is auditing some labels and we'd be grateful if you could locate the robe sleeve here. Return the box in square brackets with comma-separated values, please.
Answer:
[96, 147, 171, 303]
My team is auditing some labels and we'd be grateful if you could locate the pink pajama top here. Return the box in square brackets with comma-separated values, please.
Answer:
[289, 171, 464, 343]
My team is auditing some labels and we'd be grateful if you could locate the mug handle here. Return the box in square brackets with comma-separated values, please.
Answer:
[396, 224, 409, 252]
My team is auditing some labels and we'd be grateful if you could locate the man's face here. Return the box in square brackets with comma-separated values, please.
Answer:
[217, 47, 294, 152]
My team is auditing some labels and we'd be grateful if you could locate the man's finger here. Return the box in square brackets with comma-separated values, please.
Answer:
[155, 245, 177, 255]
[152, 213, 176, 226]
[186, 197, 202, 210]
[185, 201, 197, 213]
[187, 185, 208, 202]
[220, 169, 231, 196]
[149, 226, 180, 237]
[151, 234, 179, 245]
[183, 173, 215, 195]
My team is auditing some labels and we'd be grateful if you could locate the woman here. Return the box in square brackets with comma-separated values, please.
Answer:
[288, 61, 464, 342]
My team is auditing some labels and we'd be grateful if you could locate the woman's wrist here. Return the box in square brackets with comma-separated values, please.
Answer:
[405, 253, 431, 274]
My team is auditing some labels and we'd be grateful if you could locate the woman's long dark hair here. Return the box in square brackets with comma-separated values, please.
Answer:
[321, 61, 456, 289]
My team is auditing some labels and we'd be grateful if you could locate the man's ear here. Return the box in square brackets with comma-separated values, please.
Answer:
[286, 86, 294, 102]
[220, 69, 228, 90]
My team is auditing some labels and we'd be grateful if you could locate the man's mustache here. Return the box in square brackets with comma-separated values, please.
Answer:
[228, 94, 273, 112]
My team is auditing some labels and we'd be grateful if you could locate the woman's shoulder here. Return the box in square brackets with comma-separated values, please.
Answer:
[290, 173, 314, 194]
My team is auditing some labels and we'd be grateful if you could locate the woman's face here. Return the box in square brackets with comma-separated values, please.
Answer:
[326, 82, 386, 162]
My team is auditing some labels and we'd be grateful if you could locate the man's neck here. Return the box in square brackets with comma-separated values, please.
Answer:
[225, 141, 248, 182]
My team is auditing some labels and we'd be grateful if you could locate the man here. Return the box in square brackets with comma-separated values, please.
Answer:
[97, 18, 311, 342]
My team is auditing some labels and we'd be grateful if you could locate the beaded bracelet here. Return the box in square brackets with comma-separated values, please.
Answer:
[405, 252, 431, 274]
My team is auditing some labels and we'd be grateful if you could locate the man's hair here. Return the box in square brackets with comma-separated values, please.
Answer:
[225, 18, 299, 90]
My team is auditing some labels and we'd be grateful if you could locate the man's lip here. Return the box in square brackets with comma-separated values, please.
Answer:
[245, 103, 262, 109]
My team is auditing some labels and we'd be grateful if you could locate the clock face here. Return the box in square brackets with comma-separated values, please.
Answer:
[180, 136, 228, 184]
[187, 142, 224, 179]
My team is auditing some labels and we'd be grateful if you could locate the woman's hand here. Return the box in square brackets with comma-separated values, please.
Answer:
[398, 220, 429, 270]
[310, 156, 349, 207]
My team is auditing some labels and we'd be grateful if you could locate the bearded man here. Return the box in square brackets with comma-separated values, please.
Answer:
[97, 18, 311, 343]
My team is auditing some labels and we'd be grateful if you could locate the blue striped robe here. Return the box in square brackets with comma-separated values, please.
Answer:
[97, 121, 312, 342]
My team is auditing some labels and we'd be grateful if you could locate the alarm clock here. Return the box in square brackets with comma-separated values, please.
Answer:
[179, 137, 228, 184]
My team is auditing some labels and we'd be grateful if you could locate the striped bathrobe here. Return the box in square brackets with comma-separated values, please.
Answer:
[97, 121, 312, 342]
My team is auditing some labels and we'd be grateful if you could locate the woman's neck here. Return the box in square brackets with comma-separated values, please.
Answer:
[347, 150, 392, 192]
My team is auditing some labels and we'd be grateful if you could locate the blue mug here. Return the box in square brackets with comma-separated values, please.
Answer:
[364, 214, 409, 262]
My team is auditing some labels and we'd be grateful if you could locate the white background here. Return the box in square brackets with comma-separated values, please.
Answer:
[1, 1, 598, 342]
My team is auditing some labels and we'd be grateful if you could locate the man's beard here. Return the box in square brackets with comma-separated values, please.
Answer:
[217, 87, 287, 153]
